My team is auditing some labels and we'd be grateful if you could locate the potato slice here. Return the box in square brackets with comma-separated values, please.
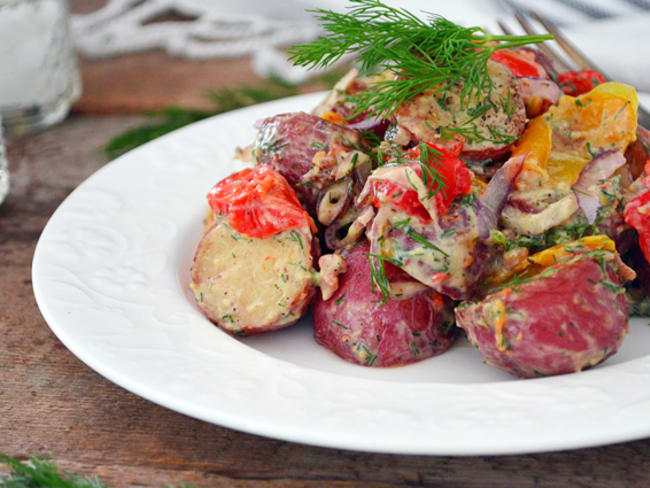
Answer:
[191, 221, 315, 335]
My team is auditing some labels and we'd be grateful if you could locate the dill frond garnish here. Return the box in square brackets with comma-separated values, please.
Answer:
[289, 0, 552, 119]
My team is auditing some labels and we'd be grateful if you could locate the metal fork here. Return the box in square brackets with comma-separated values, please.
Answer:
[497, 10, 650, 128]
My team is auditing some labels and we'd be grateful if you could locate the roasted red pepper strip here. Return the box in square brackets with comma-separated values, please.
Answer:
[410, 141, 472, 216]
[625, 190, 650, 264]
[557, 70, 606, 96]
[490, 49, 546, 78]
[623, 160, 650, 264]
[207, 165, 316, 239]
[372, 179, 432, 222]
[371, 142, 472, 221]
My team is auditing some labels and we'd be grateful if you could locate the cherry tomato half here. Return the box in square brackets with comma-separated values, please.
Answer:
[490, 49, 547, 78]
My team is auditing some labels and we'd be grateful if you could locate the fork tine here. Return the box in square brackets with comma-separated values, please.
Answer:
[496, 19, 514, 36]
[504, 11, 650, 128]
[512, 12, 573, 73]
[530, 10, 604, 74]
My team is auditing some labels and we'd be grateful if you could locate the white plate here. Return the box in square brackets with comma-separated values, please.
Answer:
[33, 92, 650, 455]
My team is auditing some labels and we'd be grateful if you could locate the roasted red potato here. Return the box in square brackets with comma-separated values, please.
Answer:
[455, 240, 634, 378]
[313, 240, 456, 367]
[252, 112, 370, 214]
[390, 61, 526, 162]
[192, 223, 316, 335]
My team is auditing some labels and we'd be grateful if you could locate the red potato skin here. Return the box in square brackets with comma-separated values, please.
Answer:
[460, 144, 515, 164]
[313, 241, 456, 367]
[455, 253, 630, 378]
[253, 112, 366, 212]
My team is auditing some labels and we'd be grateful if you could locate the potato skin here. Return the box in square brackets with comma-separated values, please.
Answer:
[252, 112, 367, 212]
[455, 252, 630, 378]
[313, 241, 456, 367]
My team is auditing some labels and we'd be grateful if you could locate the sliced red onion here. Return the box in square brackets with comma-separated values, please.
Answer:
[347, 115, 390, 140]
[324, 206, 375, 250]
[316, 178, 353, 226]
[501, 195, 579, 236]
[352, 160, 372, 188]
[476, 154, 526, 239]
[572, 149, 626, 224]
[515, 47, 559, 79]
[518, 77, 561, 106]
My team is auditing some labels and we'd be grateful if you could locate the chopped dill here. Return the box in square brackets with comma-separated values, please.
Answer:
[289, 230, 304, 249]
[367, 253, 402, 302]
[417, 141, 448, 199]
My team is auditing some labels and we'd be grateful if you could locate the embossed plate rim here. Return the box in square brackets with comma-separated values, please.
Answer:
[33, 92, 650, 455]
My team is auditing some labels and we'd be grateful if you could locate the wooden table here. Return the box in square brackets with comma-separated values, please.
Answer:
[1, 9, 650, 486]
[2, 102, 650, 488]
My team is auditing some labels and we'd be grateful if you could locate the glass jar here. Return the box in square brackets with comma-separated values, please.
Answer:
[0, 0, 81, 135]
[0, 115, 9, 204]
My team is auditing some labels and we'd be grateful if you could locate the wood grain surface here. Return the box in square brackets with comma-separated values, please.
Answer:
[1, 113, 649, 488]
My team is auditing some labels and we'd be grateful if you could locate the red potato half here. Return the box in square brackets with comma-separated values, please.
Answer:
[252, 112, 369, 213]
[391, 60, 526, 162]
[191, 220, 316, 336]
[313, 240, 456, 367]
[455, 250, 632, 378]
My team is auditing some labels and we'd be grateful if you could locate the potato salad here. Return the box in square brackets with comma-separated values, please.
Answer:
[190, 1, 649, 378]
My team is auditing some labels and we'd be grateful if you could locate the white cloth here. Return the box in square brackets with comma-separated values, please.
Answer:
[71, 0, 650, 92]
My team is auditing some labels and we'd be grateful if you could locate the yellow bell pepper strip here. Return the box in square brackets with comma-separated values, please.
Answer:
[543, 82, 638, 188]
[492, 235, 616, 287]
[526, 235, 616, 268]
[510, 115, 552, 190]
[321, 110, 344, 125]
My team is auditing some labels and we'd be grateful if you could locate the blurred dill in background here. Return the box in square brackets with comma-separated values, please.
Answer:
[104, 70, 347, 160]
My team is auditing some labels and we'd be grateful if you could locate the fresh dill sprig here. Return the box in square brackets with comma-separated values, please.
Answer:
[104, 106, 212, 160]
[289, 0, 552, 119]
[0, 452, 200, 488]
[103, 71, 348, 159]
[0, 452, 110, 488]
